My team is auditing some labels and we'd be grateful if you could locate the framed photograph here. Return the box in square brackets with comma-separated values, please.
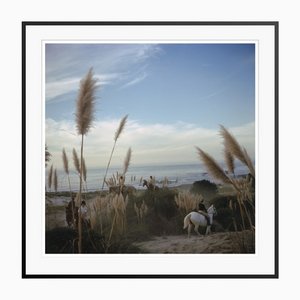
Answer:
[22, 21, 278, 278]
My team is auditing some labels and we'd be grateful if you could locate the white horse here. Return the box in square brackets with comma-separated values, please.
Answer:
[183, 204, 217, 237]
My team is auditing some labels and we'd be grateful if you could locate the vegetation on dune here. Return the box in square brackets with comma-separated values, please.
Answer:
[190, 179, 218, 201]
[196, 125, 255, 231]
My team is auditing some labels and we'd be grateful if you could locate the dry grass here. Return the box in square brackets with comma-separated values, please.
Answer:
[115, 114, 128, 141]
[123, 147, 132, 175]
[197, 125, 255, 230]
[45, 145, 51, 167]
[134, 201, 148, 223]
[75, 68, 98, 253]
[224, 149, 235, 175]
[102, 115, 129, 190]
[220, 125, 255, 178]
[82, 157, 87, 182]
[72, 148, 80, 175]
[175, 190, 203, 214]
[62, 148, 69, 175]
[196, 147, 233, 186]
[54, 169, 58, 192]
[48, 164, 53, 190]
[75, 68, 97, 136]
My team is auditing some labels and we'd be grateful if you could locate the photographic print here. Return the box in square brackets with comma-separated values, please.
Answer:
[23, 22, 278, 277]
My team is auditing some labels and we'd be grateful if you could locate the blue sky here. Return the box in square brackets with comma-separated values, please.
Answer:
[45, 43, 255, 169]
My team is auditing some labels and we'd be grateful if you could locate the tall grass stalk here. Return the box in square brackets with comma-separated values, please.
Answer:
[101, 115, 128, 190]
[72, 148, 81, 175]
[48, 164, 53, 191]
[62, 148, 75, 225]
[219, 125, 255, 178]
[53, 168, 58, 193]
[82, 157, 88, 193]
[75, 68, 97, 253]
[45, 144, 51, 167]
[196, 124, 256, 230]
[122, 147, 132, 176]
[224, 149, 235, 175]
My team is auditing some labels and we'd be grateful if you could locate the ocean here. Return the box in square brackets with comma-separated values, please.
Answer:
[49, 163, 250, 192]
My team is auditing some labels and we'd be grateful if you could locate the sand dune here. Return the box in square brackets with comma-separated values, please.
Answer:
[134, 231, 255, 254]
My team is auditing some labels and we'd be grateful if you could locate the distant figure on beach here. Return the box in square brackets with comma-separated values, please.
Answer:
[78, 200, 91, 229]
[148, 176, 155, 190]
[65, 196, 78, 228]
[197, 201, 211, 225]
[119, 175, 125, 193]
[142, 176, 159, 191]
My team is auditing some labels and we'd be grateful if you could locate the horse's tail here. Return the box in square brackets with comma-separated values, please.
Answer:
[183, 213, 192, 229]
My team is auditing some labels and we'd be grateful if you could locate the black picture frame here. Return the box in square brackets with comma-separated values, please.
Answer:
[22, 21, 278, 278]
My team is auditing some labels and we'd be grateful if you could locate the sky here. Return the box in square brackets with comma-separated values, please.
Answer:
[45, 43, 255, 170]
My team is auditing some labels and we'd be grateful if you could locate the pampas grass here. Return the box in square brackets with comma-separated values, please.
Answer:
[45, 145, 51, 167]
[62, 148, 72, 192]
[197, 125, 255, 230]
[75, 68, 97, 136]
[134, 201, 148, 223]
[196, 147, 233, 186]
[48, 164, 53, 190]
[62, 148, 74, 224]
[53, 168, 58, 193]
[72, 148, 81, 175]
[101, 115, 128, 190]
[75, 68, 98, 253]
[123, 147, 132, 176]
[224, 149, 235, 175]
[82, 157, 87, 182]
[219, 125, 255, 178]
[175, 191, 203, 214]
[115, 114, 128, 142]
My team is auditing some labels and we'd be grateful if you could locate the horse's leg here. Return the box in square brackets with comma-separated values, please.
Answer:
[194, 224, 200, 236]
[188, 224, 192, 238]
[205, 225, 211, 235]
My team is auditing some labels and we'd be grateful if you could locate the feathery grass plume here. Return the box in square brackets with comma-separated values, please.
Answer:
[62, 148, 69, 174]
[115, 114, 128, 141]
[196, 147, 232, 185]
[123, 147, 132, 175]
[53, 168, 58, 193]
[48, 164, 53, 190]
[101, 115, 129, 190]
[82, 157, 89, 194]
[72, 148, 81, 175]
[219, 125, 248, 167]
[75, 68, 97, 136]
[75, 68, 98, 253]
[82, 157, 87, 182]
[175, 191, 203, 214]
[220, 125, 255, 178]
[62, 148, 75, 226]
[224, 149, 235, 175]
[45, 145, 51, 167]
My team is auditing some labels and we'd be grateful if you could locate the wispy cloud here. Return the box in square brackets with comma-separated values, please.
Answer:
[121, 72, 148, 88]
[46, 73, 122, 101]
[46, 118, 255, 170]
[46, 44, 162, 102]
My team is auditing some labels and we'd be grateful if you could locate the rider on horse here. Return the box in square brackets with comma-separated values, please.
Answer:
[197, 201, 211, 225]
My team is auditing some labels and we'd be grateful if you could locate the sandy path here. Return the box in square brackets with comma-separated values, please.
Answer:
[134, 231, 254, 254]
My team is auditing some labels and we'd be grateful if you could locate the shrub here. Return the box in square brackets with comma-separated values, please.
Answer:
[45, 227, 105, 253]
[190, 179, 218, 200]
[211, 195, 254, 231]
